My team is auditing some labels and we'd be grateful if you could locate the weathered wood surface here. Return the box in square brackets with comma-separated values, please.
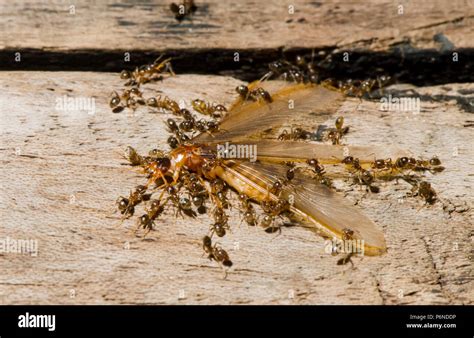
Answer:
[1, 0, 473, 51]
[0, 71, 472, 304]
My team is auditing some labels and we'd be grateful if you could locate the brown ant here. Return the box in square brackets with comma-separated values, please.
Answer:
[167, 136, 179, 149]
[148, 96, 181, 115]
[238, 194, 258, 227]
[338, 79, 376, 99]
[278, 127, 313, 141]
[407, 180, 437, 205]
[210, 179, 230, 209]
[210, 223, 227, 238]
[116, 185, 150, 219]
[210, 207, 229, 237]
[414, 157, 445, 173]
[192, 99, 227, 119]
[261, 197, 290, 217]
[123, 146, 145, 166]
[325, 116, 349, 145]
[165, 185, 196, 217]
[122, 56, 174, 87]
[170, 0, 197, 21]
[342, 156, 379, 193]
[242, 205, 258, 227]
[135, 199, 165, 237]
[236, 85, 273, 103]
[337, 253, 354, 266]
[307, 158, 332, 187]
[202, 236, 233, 278]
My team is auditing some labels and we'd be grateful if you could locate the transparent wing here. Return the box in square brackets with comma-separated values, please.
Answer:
[215, 160, 387, 256]
[202, 140, 407, 164]
[193, 81, 344, 144]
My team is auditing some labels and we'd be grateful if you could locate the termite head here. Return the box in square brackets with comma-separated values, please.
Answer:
[170, 145, 205, 173]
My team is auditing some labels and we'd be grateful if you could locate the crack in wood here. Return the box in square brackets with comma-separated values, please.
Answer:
[1, 47, 473, 86]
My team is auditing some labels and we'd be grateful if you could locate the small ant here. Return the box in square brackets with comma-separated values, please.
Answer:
[202, 236, 233, 278]
[135, 199, 165, 237]
[192, 99, 227, 119]
[116, 185, 150, 219]
[278, 127, 313, 141]
[325, 116, 349, 145]
[170, 0, 197, 21]
[236, 85, 273, 103]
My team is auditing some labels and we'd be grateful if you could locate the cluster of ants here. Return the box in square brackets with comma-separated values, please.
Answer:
[116, 157, 234, 272]
[277, 115, 443, 203]
[265, 55, 444, 205]
[110, 58, 241, 275]
[264, 54, 391, 99]
[110, 54, 445, 276]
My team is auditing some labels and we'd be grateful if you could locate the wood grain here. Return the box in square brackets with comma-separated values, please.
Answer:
[1, 0, 473, 51]
[0, 71, 472, 304]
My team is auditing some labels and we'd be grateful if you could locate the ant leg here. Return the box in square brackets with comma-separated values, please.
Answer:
[259, 71, 273, 82]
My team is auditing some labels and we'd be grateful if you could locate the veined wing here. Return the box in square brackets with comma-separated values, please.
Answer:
[202, 140, 408, 164]
[213, 160, 387, 256]
[193, 81, 344, 144]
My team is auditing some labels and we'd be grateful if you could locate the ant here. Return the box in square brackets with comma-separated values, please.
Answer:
[342, 156, 379, 193]
[148, 96, 181, 115]
[325, 116, 349, 145]
[278, 127, 313, 141]
[192, 99, 227, 119]
[413, 157, 445, 173]
[122, 56, 174, 87]
[143, 157, 172, 187]
[135, 199, 165, 237]
[202, 236, 233, 278]
[406, 180, 437, 205]
[236, 85, 273, 103]
[238, 194, 258, 227]
[170, 0, 197, 21]
[123, 146, 146, 166]
[116, 185, 150, 219]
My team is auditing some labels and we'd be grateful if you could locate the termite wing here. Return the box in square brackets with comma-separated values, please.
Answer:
[195, 81, 407, 255]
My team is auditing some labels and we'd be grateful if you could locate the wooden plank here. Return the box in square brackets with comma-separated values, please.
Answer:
[0, 71, 472, 304]
[0, 0, 473, 51]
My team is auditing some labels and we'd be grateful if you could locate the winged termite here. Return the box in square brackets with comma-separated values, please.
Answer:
[111, 67, 444, 274]
[195, 81, 344, 144]
[211, 160, 386, 256]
